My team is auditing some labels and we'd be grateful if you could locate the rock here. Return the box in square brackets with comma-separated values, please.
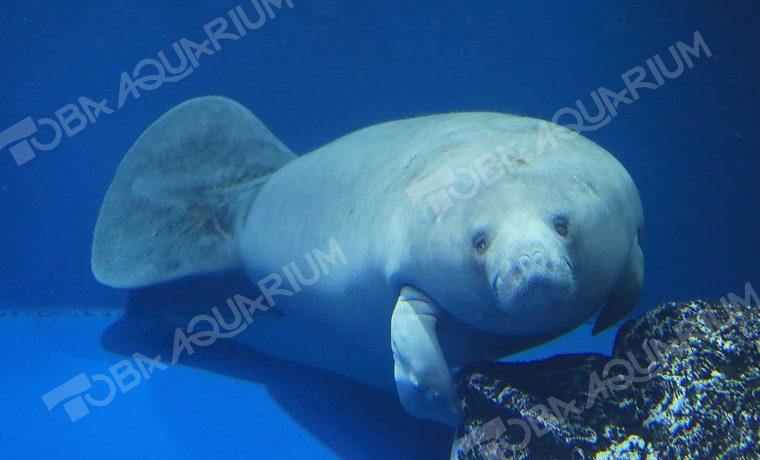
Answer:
[451, 300, 760, 459]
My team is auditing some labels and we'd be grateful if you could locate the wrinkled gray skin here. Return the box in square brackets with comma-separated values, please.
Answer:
[92, 98, 644, 428]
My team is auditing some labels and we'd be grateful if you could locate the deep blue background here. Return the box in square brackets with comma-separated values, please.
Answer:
[2, 1, 758, 312]
[0, 1, 758, 459]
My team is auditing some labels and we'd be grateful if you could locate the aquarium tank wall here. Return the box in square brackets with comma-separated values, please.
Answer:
[1, 1, 758, 459]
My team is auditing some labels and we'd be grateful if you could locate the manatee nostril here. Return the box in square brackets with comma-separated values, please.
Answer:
[519, 255, 531, 268]
[533, 251, 544, 265]
[546, 260, 555, 272]
[510, 264, 522, 277]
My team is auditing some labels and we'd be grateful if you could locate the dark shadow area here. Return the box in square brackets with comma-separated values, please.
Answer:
[100, 273, 452, 460]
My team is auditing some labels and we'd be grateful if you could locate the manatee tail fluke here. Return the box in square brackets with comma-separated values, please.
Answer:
[92, 96, 295, 288]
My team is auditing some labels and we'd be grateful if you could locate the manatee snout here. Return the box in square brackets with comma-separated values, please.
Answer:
[491, 243, 575, 319]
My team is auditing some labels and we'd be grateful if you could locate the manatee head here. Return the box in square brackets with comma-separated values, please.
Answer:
[466, 176, 639, 338]
[404, 118, 643, 339]
[475, 198, 578, 329]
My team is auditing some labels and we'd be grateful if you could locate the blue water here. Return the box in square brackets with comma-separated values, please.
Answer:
[1, 1, 758, 459]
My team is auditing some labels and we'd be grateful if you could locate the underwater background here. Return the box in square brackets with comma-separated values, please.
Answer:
[1, 1, 758, 459]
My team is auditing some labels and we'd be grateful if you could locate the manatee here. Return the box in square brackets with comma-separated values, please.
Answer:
[92, 96, 644, 427]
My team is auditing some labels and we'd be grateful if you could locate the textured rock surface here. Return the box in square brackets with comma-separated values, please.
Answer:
[451, 300, 760, 459]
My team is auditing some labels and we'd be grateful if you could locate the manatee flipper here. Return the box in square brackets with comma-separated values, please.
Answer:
[92, 96, 296, 288]
[593, 240, 644, 335]
[390, 286, 460, 427]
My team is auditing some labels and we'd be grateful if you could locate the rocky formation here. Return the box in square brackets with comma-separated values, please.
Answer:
[451, 300, 760, 459]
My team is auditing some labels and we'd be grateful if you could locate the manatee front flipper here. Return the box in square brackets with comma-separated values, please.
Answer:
[593, 239, 645, 335]
[390, 286, 460, 427]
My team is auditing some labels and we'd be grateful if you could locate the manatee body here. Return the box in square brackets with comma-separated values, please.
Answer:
[92, 97, 644, 426]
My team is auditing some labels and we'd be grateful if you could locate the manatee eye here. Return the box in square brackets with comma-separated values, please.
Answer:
[636, 226, 643, 242]
[553, 216, 569, 237]
[472, 231, 490, 255]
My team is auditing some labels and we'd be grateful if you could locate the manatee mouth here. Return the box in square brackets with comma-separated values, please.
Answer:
[491, 270, 574, 316]
[490, 273, 500, 294]
[513, 273, 572, 305]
